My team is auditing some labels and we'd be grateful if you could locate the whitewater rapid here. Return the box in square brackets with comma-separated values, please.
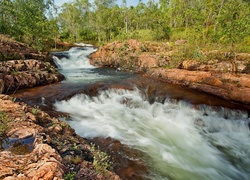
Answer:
[54, 88, 250, 179]
[53, 47, 250, 179]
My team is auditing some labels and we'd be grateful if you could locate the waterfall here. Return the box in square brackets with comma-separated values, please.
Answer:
[54, 88, 250, 179]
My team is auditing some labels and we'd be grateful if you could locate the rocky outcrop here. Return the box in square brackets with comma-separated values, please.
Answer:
[90, 39, 172, 72]
[0, 60, 64, 93]
[90, 39, 250, 104]
[0, 35, 64, 93]
[147, 68, 250, 104]
[0, 35, 47, 61]
[0, 95, 121, 180]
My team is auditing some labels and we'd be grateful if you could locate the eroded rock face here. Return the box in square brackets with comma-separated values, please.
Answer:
[90, 39, 172, 72]
[179, 59, 250, 73]
[0, 95, 121, 180]
[147, 68, 250, 104]
[0, 37, 64, 93]
[0, 36, 47, 61]
[0, 60, 64, 93]
[90, 40, 250, 104]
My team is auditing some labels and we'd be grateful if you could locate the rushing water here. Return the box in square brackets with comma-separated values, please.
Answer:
[15, 47, 250, 179]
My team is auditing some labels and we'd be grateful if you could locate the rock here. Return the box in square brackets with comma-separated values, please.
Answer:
[147, 68, 250, 104]
[0, 95, 121, 180]
[175, 39, 187, 45]
[0, 60, 65, 93]
[76, 161, 121, 180]
[0, 77, 4, 93]
[7, 128, 35, 139]
[0, 37, 65, 93]
[90, 40, 250, 104]
[179, 60, 200, 70]
[26, 112, 37, 122]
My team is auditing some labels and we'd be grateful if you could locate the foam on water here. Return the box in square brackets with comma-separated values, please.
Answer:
[52, 47, 110, 83]
[54, 88, 250, 179]
[53, 47, 96, 70]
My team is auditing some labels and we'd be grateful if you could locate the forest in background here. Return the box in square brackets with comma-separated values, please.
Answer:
[1, 0, 250, 52]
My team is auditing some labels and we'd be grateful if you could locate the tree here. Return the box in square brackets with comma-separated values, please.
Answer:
[216, 0, 250, 45]
[90, 0, 116, 42]
[0, 0, 15, 34]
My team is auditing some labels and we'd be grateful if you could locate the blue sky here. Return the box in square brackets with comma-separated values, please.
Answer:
[54, 0, 152, 7]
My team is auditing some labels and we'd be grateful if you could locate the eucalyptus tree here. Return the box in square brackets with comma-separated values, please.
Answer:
[58, 3, 82, 42]
[91, 0, 116, 42]
[121, 0, 129, 33]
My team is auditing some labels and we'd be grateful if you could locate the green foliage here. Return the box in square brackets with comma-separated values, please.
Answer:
[0, 0, 57, 50]
[1, 0, 250, 52]
[71, 155, 82, 164]
[90, 143, 112, 174]
[0, 112, 10, 138]
[31, 105, 40, 115]
[64, 172, 76, 180]
[11, 71, 19, 76]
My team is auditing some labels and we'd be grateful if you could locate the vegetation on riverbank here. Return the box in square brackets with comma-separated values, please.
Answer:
[1, 0, 250, 53]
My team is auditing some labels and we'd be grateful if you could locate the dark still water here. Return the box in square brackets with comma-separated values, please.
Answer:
[12, 47, 250, 180]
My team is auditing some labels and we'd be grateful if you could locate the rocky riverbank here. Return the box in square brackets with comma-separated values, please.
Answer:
[90, 39, 250, 104]
[0, 35, 64, 93]
[0, 95, 120, 180]
[0, 35, 121, 179]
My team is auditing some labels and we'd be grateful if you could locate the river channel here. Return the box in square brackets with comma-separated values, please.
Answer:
[12, 46, 250, 179]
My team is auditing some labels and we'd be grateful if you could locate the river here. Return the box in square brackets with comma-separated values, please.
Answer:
[13, 46, 250, 179]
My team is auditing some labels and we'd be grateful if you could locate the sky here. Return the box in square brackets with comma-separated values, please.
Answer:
[54, 0, 151, 7]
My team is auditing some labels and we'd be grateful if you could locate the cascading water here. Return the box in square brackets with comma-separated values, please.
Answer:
[14, 46, 250, 179]
[52, 47, 98, 83]
[54, 88, 250, 179]
[52, 46, 132, 84]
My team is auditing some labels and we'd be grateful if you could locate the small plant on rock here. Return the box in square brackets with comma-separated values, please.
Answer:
[31, 105, 40, 115]
[0, 112, 10, 138]
[90, 143, 112, 174]
[64, 171, 76, 180]
[71, 155, 82, 164]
